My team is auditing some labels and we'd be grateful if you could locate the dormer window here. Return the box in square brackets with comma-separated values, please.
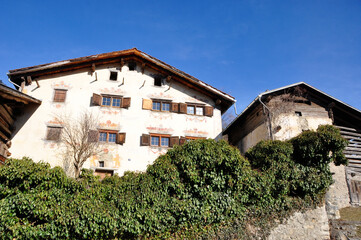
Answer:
[154, 76, 162, 86]
[109, 71, 118, 81]
[128, 62, 136, 71]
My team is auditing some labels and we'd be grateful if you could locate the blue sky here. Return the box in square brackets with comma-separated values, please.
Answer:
[1, 0, 360, 115]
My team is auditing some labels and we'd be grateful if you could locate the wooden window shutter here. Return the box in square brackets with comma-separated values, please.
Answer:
[179, 103, 187, 114]
[169, 136, 179, 147]
[122, 97, 131, 108]
[142, 99, 152, 110]
[141, 134, 150, 146]
[53, 90, 67, 102]
[179, 137, 186, 145]
[92, 93, 102, 106]
[204, 106, 214, 117]
[46, 127, 62, 141]
[171, 102, 179, 113]
[88, 130, 99, 142]
[116, 132, 126, 144]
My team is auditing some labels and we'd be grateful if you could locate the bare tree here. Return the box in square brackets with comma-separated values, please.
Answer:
[56, 111, 101, 178]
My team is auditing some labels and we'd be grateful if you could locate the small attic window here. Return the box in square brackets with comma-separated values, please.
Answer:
[128, 62, 136, 71]
[154, 76, 162, 86]
[295, 111, 302, 116]
[109, 71, 118, 81]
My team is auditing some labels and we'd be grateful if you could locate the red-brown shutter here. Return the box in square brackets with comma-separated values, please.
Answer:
[122, 97, 131, 108]
[179, 137, 186, 145]
[204, 106, 214, 117]
[179, 103, 187, 114]
[116, 132, 126, 144]
[141, 134, 150, 146]
[88, 130, 99, 142]
[169, 136, 179, 147]
[92, 93, 102, 106]
[171, 103, 179, 113]
[53, 90, 67, 102]
[142, 99, 152, 110]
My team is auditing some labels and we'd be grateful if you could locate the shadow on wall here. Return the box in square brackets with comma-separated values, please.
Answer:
[11, 103, 41, 138]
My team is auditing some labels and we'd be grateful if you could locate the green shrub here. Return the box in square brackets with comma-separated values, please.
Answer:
[0, 125, 348, 239]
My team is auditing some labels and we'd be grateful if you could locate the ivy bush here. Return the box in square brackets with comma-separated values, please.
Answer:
[0, 125, 348, 239]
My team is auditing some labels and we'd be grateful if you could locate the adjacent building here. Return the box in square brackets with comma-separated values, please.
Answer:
[7, 48, 235, 177]
[223, 81, 361, 208]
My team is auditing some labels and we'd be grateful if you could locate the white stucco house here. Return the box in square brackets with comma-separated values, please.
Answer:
[7, 48, 235, 177]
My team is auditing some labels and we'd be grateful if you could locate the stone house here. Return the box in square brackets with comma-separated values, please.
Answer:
[7, 48, 235, 177]
[0, 83, 41, 164]
[223, 82, 361, 238]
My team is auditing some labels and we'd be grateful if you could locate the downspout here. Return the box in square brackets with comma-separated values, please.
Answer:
[258, 95, 273, 140]
[7, 77, 21, 89]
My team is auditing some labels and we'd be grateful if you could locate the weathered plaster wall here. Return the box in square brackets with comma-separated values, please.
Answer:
[11, 63, 222, 176]
[238, 122, 268, 153]
[268, 206, 330, 240]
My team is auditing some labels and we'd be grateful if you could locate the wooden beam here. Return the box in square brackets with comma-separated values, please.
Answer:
[166, 76, 172, 82]
[0, 106, 14, 126]
[91, 63, 96, 74]
[141, 62, 146, 74]
[26, 76, 32, 85]
[0, 120, 11, 137]
[216, 99, 222, 105]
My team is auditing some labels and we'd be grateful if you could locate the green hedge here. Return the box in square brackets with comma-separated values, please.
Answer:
[0, 125, 348, 239]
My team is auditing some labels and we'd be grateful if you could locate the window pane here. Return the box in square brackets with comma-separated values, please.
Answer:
[108, 133, 116, 143]
[99, 132, 107, 142]
[102, 97, 111, 106]
[196, 107, 204, 115]
[161, 137, 169, 147]
[187, 106, 195, 114]
[152, 102, 161, 111]
[151, 136, 159, 146]
[162, 102, 170, 112]
[112, 98, 121, 107]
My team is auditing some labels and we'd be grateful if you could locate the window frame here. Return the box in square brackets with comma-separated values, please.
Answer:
[186, 104, 205, 116]
[53, 89, 67, 103]
[98, 130, 118, 143]
[101, 95, 122, 108]
[150, 134, 171, 147]
[152, 100, 171, 112]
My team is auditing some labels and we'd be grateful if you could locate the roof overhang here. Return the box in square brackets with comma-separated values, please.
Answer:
[0, 84, 41, 105]
[7, 48, 235, 113]
[223, 82, 361, 134]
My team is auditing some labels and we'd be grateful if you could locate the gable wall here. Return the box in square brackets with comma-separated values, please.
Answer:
[10, 63, 222, 176]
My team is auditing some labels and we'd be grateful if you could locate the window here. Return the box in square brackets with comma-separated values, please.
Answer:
[101, 96, 122, 108]
[154, 76, 162, 86]
[128, 62, 136, 71]
[53, 89, 67, 102]
[152, 100, 170, 112]
[109, 71, 118, 81]
[295, 111, 302, 116]
[150, 134, 170, 147]
[99, 161, 105, 167]
[187, 104, 204, 115]
[99, 131, 117, 143]
[46, 126, 62, 141]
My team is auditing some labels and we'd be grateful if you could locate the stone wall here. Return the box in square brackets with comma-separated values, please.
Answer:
[268, 206, 330, 240]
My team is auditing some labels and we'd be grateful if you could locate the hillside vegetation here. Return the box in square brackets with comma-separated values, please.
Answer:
[0, 125, 348, 239]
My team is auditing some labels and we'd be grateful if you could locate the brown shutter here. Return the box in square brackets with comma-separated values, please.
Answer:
[88, 130, 99, 142]
[116, 132, 126, 144]
[179, 137, 186, 145]
[169, 136, 179, 147]
[204, 106, 214, 117]
[141, 134, 150, 146]
[142, 99, 152, 110]
[122, 97, 131, 108]
[92, 93, 102, 106]
[179, 103, 187, 114]
[171, 102, 179, 113]
[53, 90, 67, 102]
[46, 127, 62, 141]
